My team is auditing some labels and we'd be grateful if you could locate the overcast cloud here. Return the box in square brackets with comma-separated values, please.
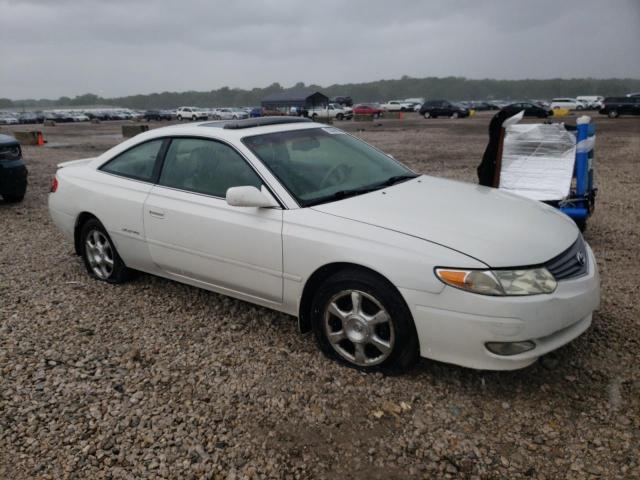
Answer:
[1, 0, 639, 99]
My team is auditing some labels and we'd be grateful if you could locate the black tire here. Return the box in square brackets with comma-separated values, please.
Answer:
[80, 218, 132, 283]
[608, 110, 619, 119]
[336, 113, 344, 121]
[2, 192, 25, 203]
[310, 268, 419, 372]
[177, 115, 183, 121]
[423, 112, 431, 119]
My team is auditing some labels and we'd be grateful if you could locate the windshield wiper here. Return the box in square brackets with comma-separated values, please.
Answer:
[305, 185, 381, 207]
[375, 174, 418, 187]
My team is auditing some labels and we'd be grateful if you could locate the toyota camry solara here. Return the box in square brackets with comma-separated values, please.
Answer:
[48, 117, 600, 372]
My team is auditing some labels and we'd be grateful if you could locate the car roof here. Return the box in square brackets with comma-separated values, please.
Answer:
[130, 117, 323, 143]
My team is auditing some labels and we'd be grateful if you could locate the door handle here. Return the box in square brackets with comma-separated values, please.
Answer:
[149, 209, 165, 218]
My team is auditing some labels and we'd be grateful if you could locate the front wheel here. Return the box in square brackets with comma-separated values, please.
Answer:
[336, 113, 344, 121]
[177, 115, 183, 121]
[81, 219, 132, 283]
[608, 110, 619, 118]
[451, 112, 460, 119]
[423, 112, 431, 119]
[311, 269, 419, 372]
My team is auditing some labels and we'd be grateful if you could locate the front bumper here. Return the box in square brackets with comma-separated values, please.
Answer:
[401, 243, 600, 370]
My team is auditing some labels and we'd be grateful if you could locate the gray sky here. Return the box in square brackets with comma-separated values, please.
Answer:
[1, 0, 639, 100]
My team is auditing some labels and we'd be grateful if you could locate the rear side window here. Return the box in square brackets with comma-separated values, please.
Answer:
[159, 138, 262, 198]
[100, 139, 163, 182]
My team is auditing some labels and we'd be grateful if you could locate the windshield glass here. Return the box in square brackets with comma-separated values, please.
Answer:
[243, 127, 416, 206]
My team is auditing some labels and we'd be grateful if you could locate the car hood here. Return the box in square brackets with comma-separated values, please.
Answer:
[311, 176, 579, 268]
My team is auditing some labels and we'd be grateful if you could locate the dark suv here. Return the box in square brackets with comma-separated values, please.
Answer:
[419, 100, 470, 119]
[599, 97, 640, 118]
[143, 109, 174, 121]
[0, 134, 28, 202]
[330, 96, 353, 107]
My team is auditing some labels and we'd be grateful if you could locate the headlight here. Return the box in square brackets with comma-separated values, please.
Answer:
[435, 268, 557, 296]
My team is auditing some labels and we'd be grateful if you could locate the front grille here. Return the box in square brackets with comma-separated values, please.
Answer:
[544, 235, 588, 281]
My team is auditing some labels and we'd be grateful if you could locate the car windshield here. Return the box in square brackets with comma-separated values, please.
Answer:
[243, 127, 416, 207]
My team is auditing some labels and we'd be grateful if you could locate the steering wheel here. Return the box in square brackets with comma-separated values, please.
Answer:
[320, 164, 351, 189]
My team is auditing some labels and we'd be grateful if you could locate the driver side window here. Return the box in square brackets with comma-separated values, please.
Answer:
[159, 138, 262, 198]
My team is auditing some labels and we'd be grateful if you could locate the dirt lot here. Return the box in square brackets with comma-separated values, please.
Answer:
[1, 113, 639, 479]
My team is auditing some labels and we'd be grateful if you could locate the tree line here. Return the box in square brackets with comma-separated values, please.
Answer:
[3, 76, 640, 110]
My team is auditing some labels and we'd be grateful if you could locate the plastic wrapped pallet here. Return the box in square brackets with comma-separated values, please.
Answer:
[499, 123, 576, 201]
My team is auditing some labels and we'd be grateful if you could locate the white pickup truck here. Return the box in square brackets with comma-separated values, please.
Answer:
[307, 103, 353, 120]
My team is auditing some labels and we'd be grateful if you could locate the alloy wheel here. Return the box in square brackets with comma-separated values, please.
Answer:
[85, 230, 114, 280]
[323, 290, 395, 366]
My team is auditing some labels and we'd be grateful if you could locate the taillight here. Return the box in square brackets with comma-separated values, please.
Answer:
[50, 176, 58, 193]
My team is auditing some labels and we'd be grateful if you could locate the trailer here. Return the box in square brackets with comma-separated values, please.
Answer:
[496, 114, 597, 231]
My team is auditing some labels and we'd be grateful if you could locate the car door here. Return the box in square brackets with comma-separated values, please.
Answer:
[95, 138, 166, 271]
[143, 136, 283, 303]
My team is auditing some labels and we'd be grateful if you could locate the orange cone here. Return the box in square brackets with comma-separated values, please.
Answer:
[37, 131, 45, 146]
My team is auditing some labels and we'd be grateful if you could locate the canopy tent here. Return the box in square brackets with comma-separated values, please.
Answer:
[261, 89, 329, 112]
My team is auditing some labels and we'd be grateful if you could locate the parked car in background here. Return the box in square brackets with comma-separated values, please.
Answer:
[420, 100, 470, 119]
[230, 108, 249, 120]
[404, 98, 425, 107]
[144, 110, 174, 121]
[69, 112, 90, 122]
[177, 107, 208, 121]
[0, 134, 27, 202]
[48, 117, 600, 372]
[550, 98, 584, 110]
[353, 104, 384, 118]
[577, 96, 604, 110]
[211, 108, 235, 120]
[380, 100, 414, 112]
[467, 101, 498, 111]
[0, 113, 19, 125]
[17, 112, 39, 124]
[308, 104, 352, 120]
[249, 107, 262, 118]
[501, 102, 552, 118]
[599, 96, 640, 118]
[330, 96, 353, 107]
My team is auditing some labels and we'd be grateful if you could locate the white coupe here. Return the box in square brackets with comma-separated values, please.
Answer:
[49, 117, 600, 372]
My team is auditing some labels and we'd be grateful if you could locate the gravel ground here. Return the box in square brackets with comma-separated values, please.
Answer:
[1, 113, 639, 479]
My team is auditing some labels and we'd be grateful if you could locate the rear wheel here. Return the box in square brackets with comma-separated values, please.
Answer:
[451, 112, 460, 119]
[608, 110, 619, 118]
[2, 192, 25, 203]
[311, 269, 419, 372]
[80, 219, 132, 283]
[423, 112, 431, 119]
[336, 113, 344, 120]
[177, 115, 183, 121]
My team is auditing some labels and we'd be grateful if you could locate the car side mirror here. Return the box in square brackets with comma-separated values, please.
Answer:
[226, 186, 278, 208]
